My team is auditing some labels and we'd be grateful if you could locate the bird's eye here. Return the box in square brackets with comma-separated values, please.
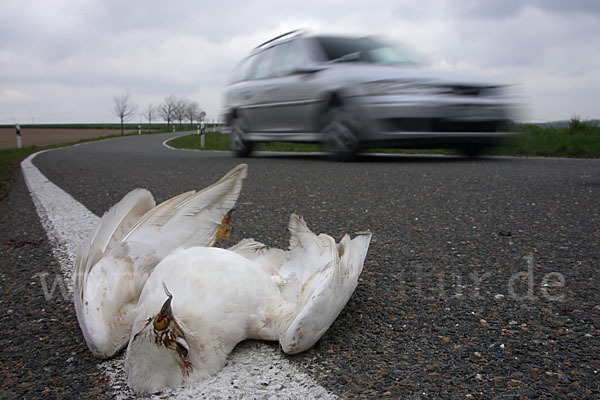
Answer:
[153, 315, 170, 331]
[175, 339, 188, 358]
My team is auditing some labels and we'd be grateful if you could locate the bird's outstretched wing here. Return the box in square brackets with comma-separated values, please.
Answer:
[73, 164, 248, 358]
[277, 214, 371, 354]
[73, 189, 155, 326]
[123, 163, 248, 263]
[227, 215, 371, 354]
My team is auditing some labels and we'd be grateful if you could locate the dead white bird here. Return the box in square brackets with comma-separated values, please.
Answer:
[73, 164, 247, 358]
[125, 215, 371, 394]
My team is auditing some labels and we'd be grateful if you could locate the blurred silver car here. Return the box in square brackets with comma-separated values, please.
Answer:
[221, 31, 517, 160]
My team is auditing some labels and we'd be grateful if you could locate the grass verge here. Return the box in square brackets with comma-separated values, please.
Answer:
[167, 122, 600, 158]
[0, 147, 39, 199]
[167, 131, 324, 152]
[492, 123, 600, 157]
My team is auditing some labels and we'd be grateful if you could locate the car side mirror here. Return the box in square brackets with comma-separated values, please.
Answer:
[294, 63, 324, 74]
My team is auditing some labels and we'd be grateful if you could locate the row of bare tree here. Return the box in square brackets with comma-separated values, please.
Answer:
[112, 93, 205, 134]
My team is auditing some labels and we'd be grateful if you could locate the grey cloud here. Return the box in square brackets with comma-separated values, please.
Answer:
[459, 0, 600, 19]
[1, 0, 599, 123]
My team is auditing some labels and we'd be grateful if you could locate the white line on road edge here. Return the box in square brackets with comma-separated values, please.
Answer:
[21, 149, 98, 289]
[21, 150, 336, 400]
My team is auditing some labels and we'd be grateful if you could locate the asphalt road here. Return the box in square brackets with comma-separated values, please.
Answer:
[3, 132, 599, 399]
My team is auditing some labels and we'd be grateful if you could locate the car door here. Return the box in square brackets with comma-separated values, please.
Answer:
[242, 40, 322, 135]
[238, 49, 277, 132]
[265, 39, 323, 134]
[224, 55, 255, 122]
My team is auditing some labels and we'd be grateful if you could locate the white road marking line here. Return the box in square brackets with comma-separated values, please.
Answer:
[21, 149, 98, 289]
[21, 149, 336, 400]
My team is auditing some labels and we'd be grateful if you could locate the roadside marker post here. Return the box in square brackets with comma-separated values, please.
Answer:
[16, 123, 22, 148]
[200, 121, 205, 148]
[200, 111, 206, 149]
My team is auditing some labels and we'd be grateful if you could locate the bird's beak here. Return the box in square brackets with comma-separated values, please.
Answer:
[153, 292, 173, 331]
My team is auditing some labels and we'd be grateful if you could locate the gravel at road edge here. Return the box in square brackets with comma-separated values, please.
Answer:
[0, 170, 113, 399]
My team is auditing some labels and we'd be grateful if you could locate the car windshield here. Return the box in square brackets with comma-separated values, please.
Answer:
[315, 36, 421, 66]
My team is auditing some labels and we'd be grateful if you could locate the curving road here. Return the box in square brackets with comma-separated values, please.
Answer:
[3, 131, 599, 398]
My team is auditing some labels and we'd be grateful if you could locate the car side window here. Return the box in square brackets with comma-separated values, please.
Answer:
[239, 39, 310, 81]
[279, 40, 307, 75]
[250, 49, 275, 80]
[269, 44, 290, 77]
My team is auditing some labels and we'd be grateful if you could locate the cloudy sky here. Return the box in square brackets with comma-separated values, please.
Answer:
[1, 0, 598, 124]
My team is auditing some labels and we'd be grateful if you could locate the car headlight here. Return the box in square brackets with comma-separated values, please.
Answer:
[361, 80, 444, 96]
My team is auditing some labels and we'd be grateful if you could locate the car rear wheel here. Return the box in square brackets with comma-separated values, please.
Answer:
[323, 106, 359, 161]
[229, 117, 253, 157]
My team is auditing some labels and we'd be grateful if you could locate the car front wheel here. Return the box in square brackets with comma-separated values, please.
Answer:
[229, 117, 253, 157]
[323, 106, 360, 161]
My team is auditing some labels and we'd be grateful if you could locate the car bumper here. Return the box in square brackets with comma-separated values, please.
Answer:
[354, 95, 517, 147]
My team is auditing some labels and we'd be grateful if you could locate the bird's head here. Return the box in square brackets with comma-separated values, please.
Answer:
[125, 284, 193, 394]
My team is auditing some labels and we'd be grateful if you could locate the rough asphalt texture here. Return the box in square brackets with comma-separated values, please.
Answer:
[0, 172, 112, 399]
[2, 132, 599, 399]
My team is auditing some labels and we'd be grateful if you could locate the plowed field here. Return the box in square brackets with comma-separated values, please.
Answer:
[0, 127, 134, 149]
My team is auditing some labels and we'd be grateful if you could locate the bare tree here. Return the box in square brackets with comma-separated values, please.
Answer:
[143, 104, 156, 132]
[173, 97, 188, 128]
[157, 95, 177, 130]
[112, 93, 136, 134]
[185, 100, 201, 124]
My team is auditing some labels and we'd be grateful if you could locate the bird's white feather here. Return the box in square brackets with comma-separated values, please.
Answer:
[278, 215, 371, 354]
[125, 247, 291, 393]
[73, 189, 155, 357]
[125, 164, 247, 259]
[228, 238, 286, 278]
[74, 163, 371, 392]
[73, 164, 248, 358]
[124, 214, 371, 393]
[74, 189, 155, 306]
[121, 190, 196, 240]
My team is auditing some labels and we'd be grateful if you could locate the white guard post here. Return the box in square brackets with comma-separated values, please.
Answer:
[16, 123, 22, 148]
[200, 111, 206, 148]
[200, 119, 205, 148]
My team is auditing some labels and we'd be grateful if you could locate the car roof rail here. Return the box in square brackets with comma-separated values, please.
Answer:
[254, 29, 305, 49]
